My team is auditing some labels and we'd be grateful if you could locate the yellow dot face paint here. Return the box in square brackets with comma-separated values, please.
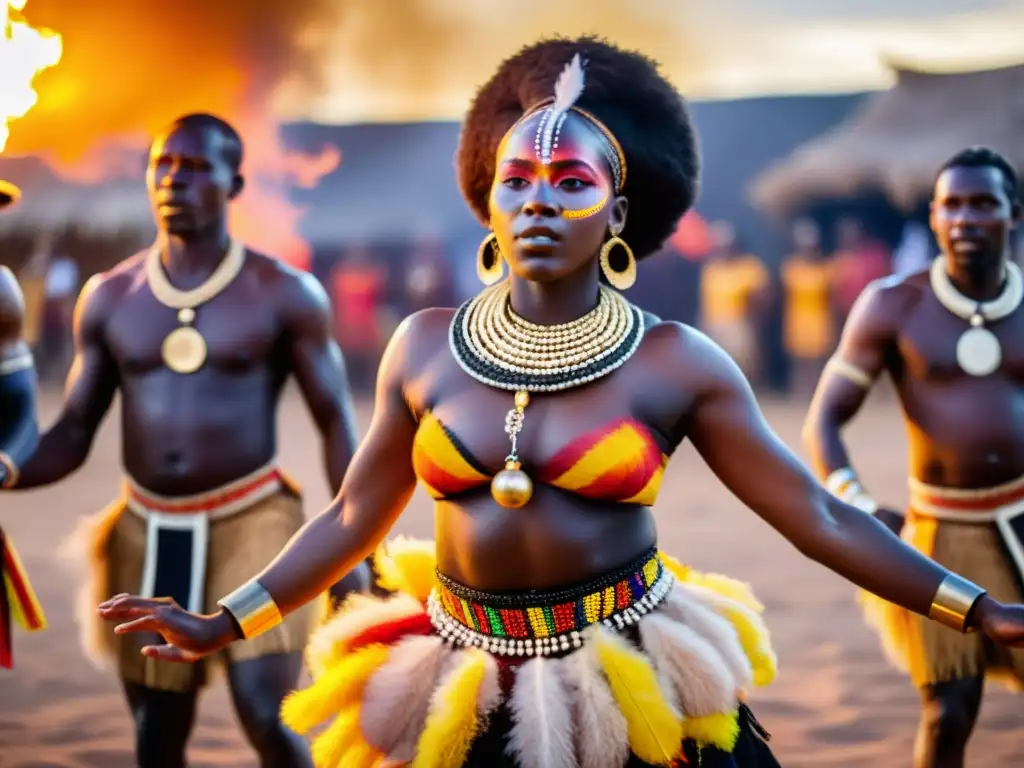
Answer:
[562, 189, 610, 219]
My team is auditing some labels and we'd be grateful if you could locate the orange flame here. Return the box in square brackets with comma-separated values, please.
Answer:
[0, 0, 61, 152]
[0, 0, 343, 270]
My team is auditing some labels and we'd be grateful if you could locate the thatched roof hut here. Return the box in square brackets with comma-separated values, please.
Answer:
[748, 62, 1024, 216]
[0, 157, 152, 237]
[0, 157, 153, 277]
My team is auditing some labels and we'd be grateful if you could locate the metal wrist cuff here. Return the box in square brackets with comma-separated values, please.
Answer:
[929, 573, 987, 633]
[0, 451, 18, 489]
[825, 467, 858, 495]
[217, 580, 283, 640]
[825, 468, 878, 513]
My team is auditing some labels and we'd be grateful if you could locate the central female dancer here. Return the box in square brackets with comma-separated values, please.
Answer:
[100, 38, 1024, 767]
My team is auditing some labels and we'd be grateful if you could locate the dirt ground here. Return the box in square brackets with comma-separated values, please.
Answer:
[1, 387, 1022, 767]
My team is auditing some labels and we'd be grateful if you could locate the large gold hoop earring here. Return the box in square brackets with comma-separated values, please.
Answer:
[477, 232, 504, 286]
[599, 235, 636, 291]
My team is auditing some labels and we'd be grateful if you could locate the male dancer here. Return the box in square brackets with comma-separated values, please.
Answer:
[804, 146, 1024, 768]
[0, 179, 46, 668]
[5, 114, 368, 767]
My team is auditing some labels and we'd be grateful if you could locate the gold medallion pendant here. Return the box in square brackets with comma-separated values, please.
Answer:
[145, 240, 245, 375]
[161, 308, 207, 374]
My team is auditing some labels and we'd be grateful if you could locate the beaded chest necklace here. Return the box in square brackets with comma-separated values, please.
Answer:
[448, 280, 645, 508]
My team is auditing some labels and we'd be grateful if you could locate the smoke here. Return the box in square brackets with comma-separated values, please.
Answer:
[4, 0, 341, 165]
[0, 0, 713, 258]
[273, 0, 709, 123]
[8, 0, 712, 156]
[0, 0, 350, 261]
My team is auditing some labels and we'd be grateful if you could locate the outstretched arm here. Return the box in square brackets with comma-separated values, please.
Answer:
[683, 327, 1023, 643]
[802, 281, 899, 512]
[281, 269, 375, 596]
[100, 311, 426, 659]
[13, 275, 118, 488]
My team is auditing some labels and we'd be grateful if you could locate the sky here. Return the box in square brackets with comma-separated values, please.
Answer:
[270, 0, 1024, 123]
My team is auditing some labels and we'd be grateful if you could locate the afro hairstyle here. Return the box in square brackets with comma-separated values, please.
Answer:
[457, 35, 700, 261]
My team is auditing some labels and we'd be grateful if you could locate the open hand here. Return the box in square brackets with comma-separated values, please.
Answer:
[97, 594, 238, 663]
[974, 598, 1024, 647]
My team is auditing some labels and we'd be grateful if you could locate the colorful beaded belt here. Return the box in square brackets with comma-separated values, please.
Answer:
[428, 547, 674, 657]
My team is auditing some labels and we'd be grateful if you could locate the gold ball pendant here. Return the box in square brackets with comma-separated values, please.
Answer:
[491, 460, 533, 508]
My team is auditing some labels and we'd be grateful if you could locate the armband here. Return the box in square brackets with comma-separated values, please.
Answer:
[825, 356, 875, 389]
[825, 467, 878, 514]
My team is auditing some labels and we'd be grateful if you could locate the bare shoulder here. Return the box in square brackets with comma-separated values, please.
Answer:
[0, 265, 25, 315]
[91, 251, 147, 293]
[376, 307, 456, 415]
[244, 251, 334, 325]
[843, 270, 927, 338]
[77, 252, 146, 321]
[640, 319, 739, 394]
[393, 306, 456, 365]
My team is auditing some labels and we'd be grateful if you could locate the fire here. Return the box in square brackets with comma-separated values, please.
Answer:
[0, 0, 344, 271]
[0, 0, 61, 152]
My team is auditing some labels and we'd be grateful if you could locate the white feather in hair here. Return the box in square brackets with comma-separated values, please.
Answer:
[536, 53, 587, 165]
[552, 52, 586, 114]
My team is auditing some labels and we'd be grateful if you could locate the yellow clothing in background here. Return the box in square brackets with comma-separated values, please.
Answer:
[700, 255, 768, 326]
[781, 256, 833, 360]
[19, 277, 45, 347]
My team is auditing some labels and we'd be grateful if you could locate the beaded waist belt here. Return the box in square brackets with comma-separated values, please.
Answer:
[427, 547, 674, 657]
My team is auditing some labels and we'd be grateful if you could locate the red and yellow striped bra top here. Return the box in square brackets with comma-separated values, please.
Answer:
[412, 412, 669, 506]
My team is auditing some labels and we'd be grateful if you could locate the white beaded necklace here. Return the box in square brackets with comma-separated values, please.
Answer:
[929, 256, 1024, 376]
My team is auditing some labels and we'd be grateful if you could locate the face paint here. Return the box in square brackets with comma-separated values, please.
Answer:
[532, 104, 623, 195]
[535, 107, 570, 166]
[493, 112, 614, 220]
[562, 189, 610, 219]
[482, 54, 632, 285]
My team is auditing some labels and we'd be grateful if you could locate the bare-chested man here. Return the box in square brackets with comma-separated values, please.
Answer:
[2, 114, 370, 768]
[804, 146, 1024, 768]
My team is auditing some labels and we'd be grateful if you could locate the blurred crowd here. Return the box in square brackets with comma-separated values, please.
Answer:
[699, 215, 896, 395]
[20, 211, 1023, 397]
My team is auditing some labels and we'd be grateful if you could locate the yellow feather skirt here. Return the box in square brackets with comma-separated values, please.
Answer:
[284, 538, 777, 768]
[858, 512, 1024, 691]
